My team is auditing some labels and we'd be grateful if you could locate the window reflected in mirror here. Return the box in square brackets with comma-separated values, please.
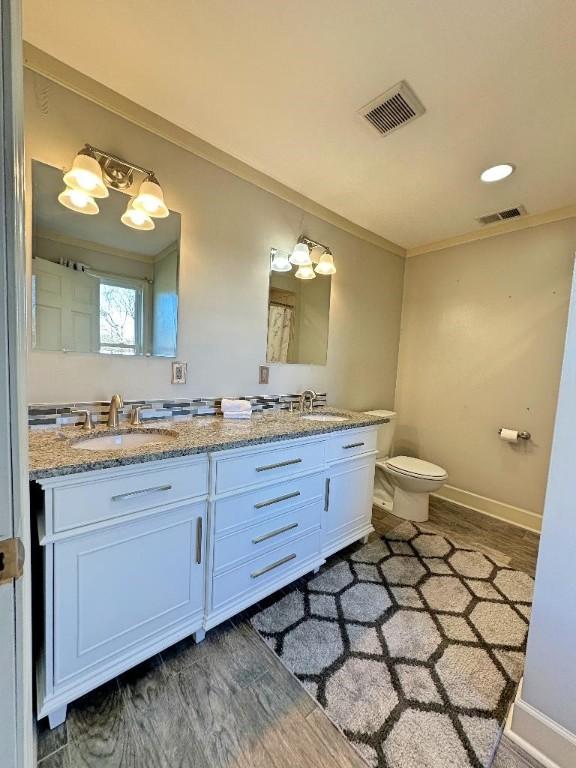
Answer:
[266, 251, 332, 365]
[31, 160, 180, 357]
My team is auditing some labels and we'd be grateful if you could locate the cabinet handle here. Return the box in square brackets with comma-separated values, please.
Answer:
[255, 458, 302, 472]
[252, 522, 299, 544]
[324, 478, 331, 512]
[254, 491, 301, 509]
[111, 484, 172, 502]
[342, 442, 365, 450]
[251, 553, 296, 578]
[196, 517, 203, 564]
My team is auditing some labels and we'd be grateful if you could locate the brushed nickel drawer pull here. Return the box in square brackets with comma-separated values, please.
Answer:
[251, 553, 297, 578]
[254, 491, 301, 509]
[111, 484, 172, 502]
[342, 442, 365, 450]
[252, 522, 299, 544]
[324, 477, 331, 512]
[255, 458, 302, 472]
[196, 517, 203, 564]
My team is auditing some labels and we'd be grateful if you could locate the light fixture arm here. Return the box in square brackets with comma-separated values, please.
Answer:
[298, 235, 331, 254]
[82, 144, 159, 190]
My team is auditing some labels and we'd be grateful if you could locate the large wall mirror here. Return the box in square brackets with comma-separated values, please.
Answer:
[266, 248, 332, 365]
[31, 160, 181, 357]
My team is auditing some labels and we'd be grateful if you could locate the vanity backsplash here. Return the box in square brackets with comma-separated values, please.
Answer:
[28, 393, 328, 428]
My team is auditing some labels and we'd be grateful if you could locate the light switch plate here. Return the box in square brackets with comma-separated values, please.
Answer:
[259, 365, 270, 385]
[171, 361, 187, 384]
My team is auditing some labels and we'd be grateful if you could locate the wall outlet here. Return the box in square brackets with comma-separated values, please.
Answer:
[259, 365, 270, 385]
[171, 361, 188, 384]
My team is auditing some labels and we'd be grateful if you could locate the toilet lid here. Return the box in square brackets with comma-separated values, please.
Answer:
[385, 455, 447, 480]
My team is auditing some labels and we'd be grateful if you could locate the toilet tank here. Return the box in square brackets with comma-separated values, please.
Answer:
[365, 410, 397, 458]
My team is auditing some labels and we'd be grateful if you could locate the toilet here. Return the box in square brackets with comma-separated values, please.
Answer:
[365, 410, 448, 523]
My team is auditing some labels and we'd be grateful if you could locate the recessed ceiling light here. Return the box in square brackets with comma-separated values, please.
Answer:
[480, 164, 515, 183]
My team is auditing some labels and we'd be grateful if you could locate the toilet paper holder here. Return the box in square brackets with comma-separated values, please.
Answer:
[498, 428, 531, 441]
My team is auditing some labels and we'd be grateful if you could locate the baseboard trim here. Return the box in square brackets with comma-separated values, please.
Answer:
[506, 683, 576, 768]
[431, 485, 542, 533]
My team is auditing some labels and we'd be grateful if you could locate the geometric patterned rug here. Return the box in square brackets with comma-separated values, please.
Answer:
[251, 522, 534, 768]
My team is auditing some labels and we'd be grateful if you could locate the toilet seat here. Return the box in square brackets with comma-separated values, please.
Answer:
[383, 455, 448, 482]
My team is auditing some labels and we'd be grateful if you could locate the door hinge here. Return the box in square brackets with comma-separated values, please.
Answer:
[0, 538, 25, 585]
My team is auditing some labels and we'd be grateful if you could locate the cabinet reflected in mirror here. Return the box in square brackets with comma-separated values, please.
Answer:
[267, 252, 332, 365]
[31, 161, 180, 357]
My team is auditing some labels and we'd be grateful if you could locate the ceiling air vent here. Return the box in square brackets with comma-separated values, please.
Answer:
[360, 81, 425, 137]
[476, 205, 527, 226]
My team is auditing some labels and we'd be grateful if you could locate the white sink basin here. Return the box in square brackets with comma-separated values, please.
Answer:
[302, 414, 349, 422]
[72, 430, 177, 451]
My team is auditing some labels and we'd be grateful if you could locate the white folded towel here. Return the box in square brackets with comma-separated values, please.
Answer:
[221, 398, 252, 414]
[223, 412, 252, 420]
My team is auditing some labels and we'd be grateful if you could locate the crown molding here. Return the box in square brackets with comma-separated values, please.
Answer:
[35, 228, 156, 264]
[23, 43, 405, 258]
[407, 205, 576, 258]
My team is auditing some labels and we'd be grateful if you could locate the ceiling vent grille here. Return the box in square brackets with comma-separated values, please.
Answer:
[476, 205, 527, 226]
[360, 81, 425, 137]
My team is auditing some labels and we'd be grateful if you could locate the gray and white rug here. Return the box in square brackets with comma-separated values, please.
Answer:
[251, 522, 534, 768]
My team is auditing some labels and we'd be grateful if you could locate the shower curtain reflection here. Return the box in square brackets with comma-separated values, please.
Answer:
[267, 303, 295, 363]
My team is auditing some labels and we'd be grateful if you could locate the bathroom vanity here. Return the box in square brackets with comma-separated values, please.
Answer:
[29, 410, 384, 728]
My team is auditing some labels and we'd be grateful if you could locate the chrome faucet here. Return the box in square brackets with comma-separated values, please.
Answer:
[72, 409, 94, 431]
[107, 394, 124, 428]
[299, 389, 318, 413]
[130, 404, 151, 426]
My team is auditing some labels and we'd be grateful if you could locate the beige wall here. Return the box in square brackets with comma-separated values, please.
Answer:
[395, 219, 576, 518]
[25, 72, 404, 408]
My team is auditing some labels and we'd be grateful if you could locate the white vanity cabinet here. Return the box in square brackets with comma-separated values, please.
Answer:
[323, 427, 378, 558]
[33, 423, 379, 728]
[206, 436, 328, 628]
[35, 455, 209, 728]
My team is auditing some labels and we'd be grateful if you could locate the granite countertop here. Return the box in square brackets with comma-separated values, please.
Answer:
[29, 408, 387, 480]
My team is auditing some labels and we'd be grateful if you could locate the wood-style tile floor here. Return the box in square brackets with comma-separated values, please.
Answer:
[37, 500, 541, 768]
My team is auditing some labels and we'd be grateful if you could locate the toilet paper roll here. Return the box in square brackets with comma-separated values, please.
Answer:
[500, 428, 519, 443]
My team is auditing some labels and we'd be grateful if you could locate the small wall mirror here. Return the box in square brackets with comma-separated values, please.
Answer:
[266, 250, 332, 365]
[31, 160, 181, 357]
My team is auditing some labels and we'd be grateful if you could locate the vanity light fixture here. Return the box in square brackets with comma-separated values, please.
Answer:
[121, 198, 155, 231]
[58, 144, 170, 229]
[480, 163, 515, 183]
[132, 176, 170, 219]
[57, 187, 99, 215]
[314, 250, 336, 275]
[295, 264, 316, 280]
[270, 248, 292, 272]
[271, 236, 337, 277]
[63, 148, 109, 198]
[289, 241, 312, 266]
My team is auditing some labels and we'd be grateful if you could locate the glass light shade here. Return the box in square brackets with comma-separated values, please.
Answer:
[289, 242, 311, 266]
[121, 198, 155, 230]
[314, 252, 336, 275]
[58, 187, 99, 215]
[63, 152, 109, 198]
[295, 264, 316, 280]
[480, 163, 515, 183]
[132, 178, 169, 218]
[270, 250, 292, 272]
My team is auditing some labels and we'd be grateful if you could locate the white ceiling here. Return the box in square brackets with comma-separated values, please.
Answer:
[23, 0, 576, 249]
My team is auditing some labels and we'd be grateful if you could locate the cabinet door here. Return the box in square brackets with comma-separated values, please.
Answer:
[323, 456, 375, 557]
[53, 501, 205, 688]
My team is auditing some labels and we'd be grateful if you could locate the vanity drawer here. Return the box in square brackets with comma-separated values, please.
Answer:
[52, 458, 209, 533]
[326, 429, 378, 462]
[213, 439, 325, 495]
[212, 529, 321, 609]
[213, 498, 322, 571]
[214, 472, 325, 534]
